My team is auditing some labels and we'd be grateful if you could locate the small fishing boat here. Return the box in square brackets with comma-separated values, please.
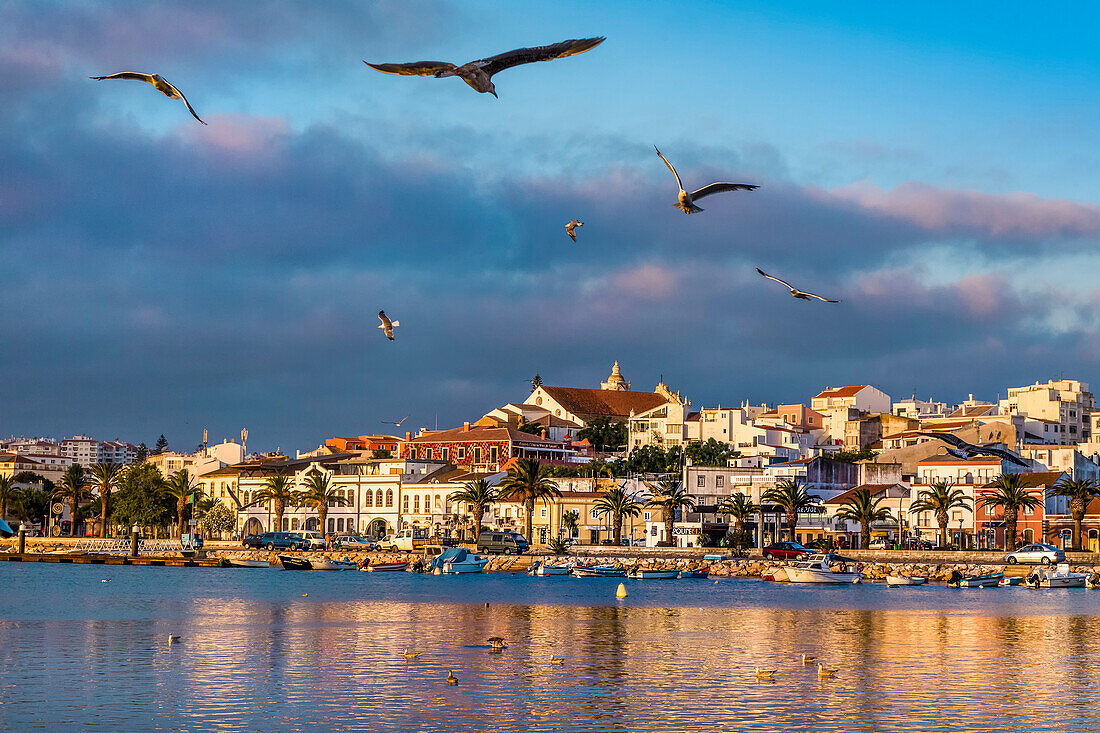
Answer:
[679, 567, 711, 579]
[762, 565, 790, 582]
[885, 575, 927, 587]
[278, 555, 355, 571]
[571, 565, 627, 577]
[428, 547, 489, 574]
[999, 576, 1023, 586]
[528, 561, 570, 576]
[947, 571, 1004, 588]
[362, 561, 409, 572]
[278, 555, 312, 570]
[627, 568, 679, 579]
[221, 558, 270, 568]
[1024, 563, 1088, 589]
[785, 554, 862, 584]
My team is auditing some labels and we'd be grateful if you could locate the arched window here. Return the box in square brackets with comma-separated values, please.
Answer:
[413, 495, 420, 513]
[435, 495, 442, 509]
[404, 495, 410, 512]
[291, 518, 298, 530]
[376, 489, 384, 506]
[386, 489, 394, 507]
[364, 490, 373, 507]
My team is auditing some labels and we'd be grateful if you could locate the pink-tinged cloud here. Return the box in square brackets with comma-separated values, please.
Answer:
[854, 268, 1018, 321]
[608, 264, 678, 301]
[830, 181, 1100, 239]
[178, 114, 290, 161]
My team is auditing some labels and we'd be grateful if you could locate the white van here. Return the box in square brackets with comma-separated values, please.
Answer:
[298, 530, 326, 550]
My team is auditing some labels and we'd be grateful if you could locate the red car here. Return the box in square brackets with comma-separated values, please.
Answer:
[762, 542, 812, 560]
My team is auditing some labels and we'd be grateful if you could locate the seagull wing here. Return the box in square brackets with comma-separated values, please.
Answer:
[804, 291, 840, 303]
[980, 446, 1028, 467]
[755, 267, 795, 291]
[89, 71, 155, 83]
[917, 431, 968, 449]
[170, 84, 207, 125]
[477, 37, 605, 78]
[654, 147, 683, 191]
[364, 60, 458, 77]
[690, 182, 760, 200]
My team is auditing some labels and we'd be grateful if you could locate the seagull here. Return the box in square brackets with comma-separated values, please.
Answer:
[565, 220, 583, 242]
[917, 432, 1028, 467]
[487, 637, 507, 649]
[818, 663, 837, 678]
[756, 268, 840, 302]
[754, 667, 776, 680]
[550, 654, 564, 666]
[382, 416, 409, 426]
[101, 579, 111, 583]
[377, 310, 399, 341]
[167, 635, 181, 645]
[88, 72, 206, 125]
[364, 37, 605, 98]
[801, 654, 816, 665]
[654, 146, 758, 214]
[446, 670, 459, 685]
[403, 648, 420, 660]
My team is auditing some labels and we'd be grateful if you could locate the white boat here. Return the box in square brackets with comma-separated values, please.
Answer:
[309, 557, 358, 571]
[885, 575, 927, 587]
[1024, 563, 1088, 588]
[529, 561, 570, 576]
[627, 569, 679, 579]
[761, 565, 790, 582]
[428, 548, 489, 574]
[222, 558, 270, 568]
[785, 554, 862, 584]
[947, 571, 1004, 588]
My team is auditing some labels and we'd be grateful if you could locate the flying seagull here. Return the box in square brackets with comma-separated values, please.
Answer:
[381, 416, 409, 426]
[88, 72, 206, 125]
[565, 219, 583, 242]
[364, 37, 605, 98]
[654, 146, 758, 214]
[755, 268, 840, 303]
[917, 431, 1028, 467]
[377, 310, 399, 341]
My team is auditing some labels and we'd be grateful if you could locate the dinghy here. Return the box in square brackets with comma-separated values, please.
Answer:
[361, 560, 409, 572]
[885, 575, 927, 587]
[947, 571, 1004, 588]
[627, 568, 679, 579]
[679, 567, 711, 579]
[571, 565, 627, 577]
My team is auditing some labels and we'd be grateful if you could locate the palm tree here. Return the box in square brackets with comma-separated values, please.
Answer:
[761, 479, 819, 543]
[645, 478, 696, 544]
[1049, 477, 1100, 551]
[88, 462, 124, 538]
[0, 474, 16, 523]
[164, 469, 202, 538]
[251, 473, 296, 533]
[833, 488, 894, 550]
[54, 464, 91, 536]
[561, 509, 580, 539]
[979, 473, 1042, 551]
[498, 458, 561, 544]
[450, 479, 499, 540]
[593, 486, 642, 545]
[910, 480, 972, 549]
[295, 471, 347, 537]
[717, 492, 758, 546]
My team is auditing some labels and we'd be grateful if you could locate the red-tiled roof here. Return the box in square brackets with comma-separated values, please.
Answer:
[814, 385, 871, 400]
[406, 424, 560, 445]
[537, 386, 668, 420]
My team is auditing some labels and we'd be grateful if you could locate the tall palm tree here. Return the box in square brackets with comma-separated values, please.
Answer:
[833, 488, 894, 550]
[1049, 477, 1100, 551]
[0, 474, 16, 523]
[498, 458, 561, 543]
[251, 473, 296, 533]
[910, 480, 972, 549]
[295, 471, 347, 537]
[561, 509, 580, 539]
[450, 479, 499, 540]
[717, 492, 758, 546]
[593, 485, 642, 545]
[761, 479, 819, 543]
[164, 469, 202, 538]
[88, 461, 124, 538]
[645, 478, 696, 544]
[979, 473, 1042, 551]
[54, 464, 91, 536]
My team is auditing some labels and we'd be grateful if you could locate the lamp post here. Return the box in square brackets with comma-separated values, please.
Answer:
[130, 524, 140, 557]
[958, 517, 964, 550]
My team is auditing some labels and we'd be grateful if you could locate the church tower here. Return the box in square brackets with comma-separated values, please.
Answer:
[600, 360, 630, 391]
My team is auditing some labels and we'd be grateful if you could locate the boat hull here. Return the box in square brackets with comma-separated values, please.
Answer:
[310, 559, 357, 571]
[535, 565, 570, 576]
[278, 555, 312, 570]
[441, 559, 488, 574]
[885, 575, 927, 586]
[222, 559, 270, 568]
[949, 573, 1004, 588]
[571, 566, 627, 577]
[679, 568, 711, 579]
[363, 562, 408, 572]
[786, 568, 862, 584]
[628, 570, 679, 579]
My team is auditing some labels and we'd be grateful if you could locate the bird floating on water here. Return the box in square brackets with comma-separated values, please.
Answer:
[916, 431, 1028, 467]
[565, 219, 583, 242]
[167, 635, 181, 645]
[88, 72, 206, 124]
[365, 37, 605, 98]
[446, 670, 459, 685]
[550, 654, 564, 666]
[654, 146, 758, 214]
[403, 648, 420, 660]
[756, 268, 839, 303]
[377, 310, 399, 341]
[754, 667, 776, 680]
[818, 663, 837, 678]
[487, 637, 507, 649]
[801, 654, 816, 665]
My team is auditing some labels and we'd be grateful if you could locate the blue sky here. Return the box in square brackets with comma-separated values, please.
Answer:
[2, 1, 1099, 452]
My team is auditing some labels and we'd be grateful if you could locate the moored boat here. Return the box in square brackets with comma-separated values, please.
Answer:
[885, 575, 927, 587]
[571, 565, 627, 577]
[627, 568, 679, 579]
[1024, 563, 1088, 588]
[528, 561, 570, 576]
[785, 554, 862, 584]
[679, 567, 711, 579]
[762, 565, 790, 582]
[310, 557, 357, 571]
[999, 576, 1023, 586]
[428, 547, 489, 574]
[362, 561, 409, 572]
[947, 571, 1004, 588]
[221, 558, 270, 568]
[278, 555, 312, 570]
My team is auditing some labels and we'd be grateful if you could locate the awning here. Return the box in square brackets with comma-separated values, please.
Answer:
[0, 519, 13, 538]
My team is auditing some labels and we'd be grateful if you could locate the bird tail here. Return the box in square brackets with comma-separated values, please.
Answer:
[391, 320, 400, 327]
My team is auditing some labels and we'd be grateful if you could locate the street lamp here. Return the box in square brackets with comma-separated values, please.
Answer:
[958, 517, 964, 549]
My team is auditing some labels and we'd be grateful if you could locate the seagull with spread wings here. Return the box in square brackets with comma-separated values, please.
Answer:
[377, 310, 399, 341]
[755, 268, 839, 302]
[365, 37, 605, 98]
[654, 147, 758, 214]
[565, 219, 583, 242]
[917, 431, 1028, 467]
[88, 72, 206, 124]
[381, 416, 409, 426]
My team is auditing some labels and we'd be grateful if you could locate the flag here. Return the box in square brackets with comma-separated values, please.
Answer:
[187, 493, 195, 504]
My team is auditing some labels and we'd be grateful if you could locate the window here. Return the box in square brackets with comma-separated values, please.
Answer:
[413, 496, 420, 513]
[327, 518, 335, 533]
[474, 447, 482, 463]
[644, 511, 651, 521]
[376, 489, 384, 506]
[716, 475, 724, 488]
[490, 446, 498, 463]
[435, 495, 441, 509]
[404, 495, 410, 512]
[697, 475, 706, 488]
[442, 448, 449, 462]
[540, 508, 547, 518]
[291, 518, 298, 530]
[386, 489, 393, 507]
[365, 490, 373, 507]
[458, 447, 465, 459]
[591, 508, 600, 519]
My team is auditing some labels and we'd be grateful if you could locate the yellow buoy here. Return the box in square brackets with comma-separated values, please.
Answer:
[616, 582, 628, 599]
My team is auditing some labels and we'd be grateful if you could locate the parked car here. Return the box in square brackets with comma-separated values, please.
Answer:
[476, 531, 530, 555]
[242, 533, 264, 549]
[868, 538, 889, 550]
[296, 531, 327, 550]
[255, 532, 309, 551]
[902, 537, 933, 550]
[333, 534, 377, 551]
[761, 541, 812, 560]
[1005, 543, 1065, 565]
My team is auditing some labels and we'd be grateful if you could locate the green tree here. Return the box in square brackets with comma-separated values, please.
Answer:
[296, 471, 347, 536]
[910, 480, 972, 549]
[88, 462, 124, 538]
[111, 462, 168, 531]
[577, 417, 628, 452]
[979, 473, 1042, 551]
[164, 469, 202, 538]
[761, 479, 820, 543]
[685, 438, 740, 467]
[197, 502, 236, 537]
[53, 464, 91, 536]
[450, 479, 499, 539]
[561, 509, 580, 538]
[0, 474, 16, 523]
[645, 478, 696, 544]
[833, 488, 894, 550]
[825, 448, 877, 462]
[1049, 477, 1100, 552]
[717, 492, 758, 547]
[14, 487, 50, 528]
[498, 458, 561, 544]
[370, 448, 392, 459]
[251, 473, 295, 533]
[593, 486, 642, 545]
[134, 443, 149, 462]
[627, 444, 683, 474]
[153, 435, 169, 455]
[516, 418, 546, 438]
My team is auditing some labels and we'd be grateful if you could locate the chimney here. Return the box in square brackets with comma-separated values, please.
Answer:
[463, 422, 471, 432]
[405, 431, 412, 441]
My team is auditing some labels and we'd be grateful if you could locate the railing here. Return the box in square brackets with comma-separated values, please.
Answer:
[70, 538, 198, 554]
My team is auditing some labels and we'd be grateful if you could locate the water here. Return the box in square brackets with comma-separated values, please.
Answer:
[1, 563, 1098, 731]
